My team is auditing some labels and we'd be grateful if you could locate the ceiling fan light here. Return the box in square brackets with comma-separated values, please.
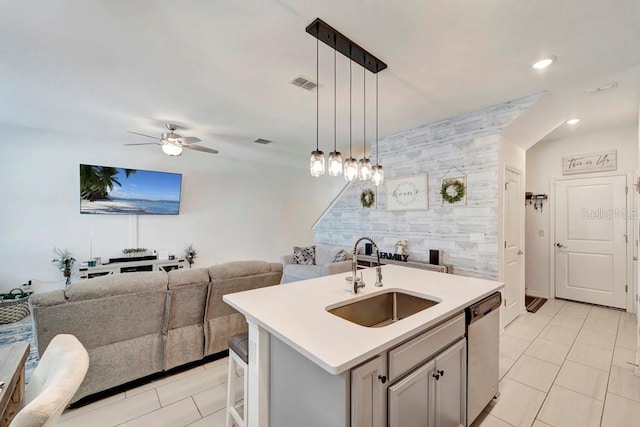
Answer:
[328, 151, 343, 176]
[371, 165, 384, 186]
[162, 143, 183, 156]
[358, 158, 372, 181]
[310, 150, 325, 177]
[532, 56, 556, 70]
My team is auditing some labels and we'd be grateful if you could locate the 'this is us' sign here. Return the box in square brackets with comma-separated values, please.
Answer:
[562, 150, 617, 175]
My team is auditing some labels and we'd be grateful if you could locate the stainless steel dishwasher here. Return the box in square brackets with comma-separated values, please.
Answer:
[466, 292, 502, 424]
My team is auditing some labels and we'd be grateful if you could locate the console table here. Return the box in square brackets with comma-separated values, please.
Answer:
[79, 258, 186, 280]
[356, 254, 449, 273]
[0, 342, 29, 425]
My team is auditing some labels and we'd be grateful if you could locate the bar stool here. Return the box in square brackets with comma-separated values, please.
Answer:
[226, 333, 249, 427]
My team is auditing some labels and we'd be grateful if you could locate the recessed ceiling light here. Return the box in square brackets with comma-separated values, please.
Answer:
[566, 118, 581, 125]
[532, 56, 557, 70]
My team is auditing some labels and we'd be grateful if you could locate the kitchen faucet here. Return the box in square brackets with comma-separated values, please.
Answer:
[350, 236, 383, 294]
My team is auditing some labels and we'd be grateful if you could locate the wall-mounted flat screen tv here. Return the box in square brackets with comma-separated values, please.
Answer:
[80, 164, 182, 215]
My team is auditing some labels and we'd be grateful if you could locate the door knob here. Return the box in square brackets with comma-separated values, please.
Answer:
[556, 243, 565, 248]
[517, 250, 523, 255]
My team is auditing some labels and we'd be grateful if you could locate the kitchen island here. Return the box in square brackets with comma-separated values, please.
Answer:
[224, 264, 503, 427]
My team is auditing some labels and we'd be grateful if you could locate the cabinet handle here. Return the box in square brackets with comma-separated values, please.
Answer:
[432, 372, 440, 380]
[438, 369, 444, 377]
[378, 375, 387, 384]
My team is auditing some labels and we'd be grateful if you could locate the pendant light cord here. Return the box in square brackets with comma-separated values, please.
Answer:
[376, 71, 379, 164]
[333, 40, 337, 153]
[316, 25, 319, 152]
[349, 49, 352, 158]
[363, 66, 366, 158]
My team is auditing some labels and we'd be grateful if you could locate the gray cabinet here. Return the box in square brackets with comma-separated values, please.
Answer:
[388, 359, 435, 427]
[388, 338, 466, 427]
[351, 355, 386, 427]
[433, 338, 467, 427]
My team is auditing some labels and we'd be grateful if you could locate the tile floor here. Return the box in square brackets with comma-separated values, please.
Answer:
[58, 357, 244, 427]
[474, 299, 639, 427]
[56, 299, 638, 427]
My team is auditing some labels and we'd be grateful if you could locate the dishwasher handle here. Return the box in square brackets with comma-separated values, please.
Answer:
[468, 293, 502, 324]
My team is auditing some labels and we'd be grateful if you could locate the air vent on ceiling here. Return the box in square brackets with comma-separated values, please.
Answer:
[254, 138, 272, 145]
[290, 75, 317, 91]
[584, 82, 618, 95]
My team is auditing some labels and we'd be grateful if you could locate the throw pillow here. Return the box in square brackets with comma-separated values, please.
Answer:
[331, 249, 348, 263]
[293, 246, 316, 265]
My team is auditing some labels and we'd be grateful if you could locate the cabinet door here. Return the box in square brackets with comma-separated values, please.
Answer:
[351, 355, 385, 427]
[388, 359, 435, 427]
[433, 338, 466, 427]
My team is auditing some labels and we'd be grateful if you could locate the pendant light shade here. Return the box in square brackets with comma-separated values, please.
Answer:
[344, 158, 358, 181]
[310, 26, 325, 177]
[328, 152, 343, 176]
[310, 151, 325, 176]
[358, 158, 372, 180]
[371, 165, 384, 186]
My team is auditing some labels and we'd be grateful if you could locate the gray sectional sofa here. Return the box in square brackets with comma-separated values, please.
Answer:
[29, 260, 282, 404]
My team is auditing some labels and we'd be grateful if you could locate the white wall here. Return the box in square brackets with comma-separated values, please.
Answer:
[0, 124, 342, 292]
[525, 125, 638, 298]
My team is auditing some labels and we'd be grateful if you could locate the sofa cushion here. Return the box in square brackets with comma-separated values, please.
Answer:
[65, 271, 168, 302]
[293, 246, 316, 265]
[208, 260, 282, 281]
[331, 249, 348, 263]
[315, 243, 352, 266]
[283, 264, 323, 281]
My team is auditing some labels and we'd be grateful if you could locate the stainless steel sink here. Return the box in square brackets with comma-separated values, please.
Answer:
[327, 290, 440, 327]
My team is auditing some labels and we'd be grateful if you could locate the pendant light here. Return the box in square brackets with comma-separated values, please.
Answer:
[309, 26, 325, 177]
[358, 65, 372, 181]
[344, 54, 358, 181]
[328, 45, 343, 176]
[371, 71, 384, 186]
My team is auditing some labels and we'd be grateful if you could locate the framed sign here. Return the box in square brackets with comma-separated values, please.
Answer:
[385, 174, 429, 210]
[562, 150, 617, 175]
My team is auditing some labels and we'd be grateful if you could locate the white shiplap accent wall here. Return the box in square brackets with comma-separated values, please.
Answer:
[313, 95, 540, 280]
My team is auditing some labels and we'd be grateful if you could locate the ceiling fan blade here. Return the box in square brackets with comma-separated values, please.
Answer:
[183, 143, 219, 154]
[127, 131, 161, 140]
[177, 136, 201, 144]
[124, 143, 161, 146]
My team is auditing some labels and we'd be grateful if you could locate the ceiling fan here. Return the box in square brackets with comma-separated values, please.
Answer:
[125, 124, 219, 156]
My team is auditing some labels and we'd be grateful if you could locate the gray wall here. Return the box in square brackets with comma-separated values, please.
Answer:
[314, 95, 539, 280]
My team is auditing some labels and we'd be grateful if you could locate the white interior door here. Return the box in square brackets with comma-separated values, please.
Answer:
[503, 168, 523, 326]
[555, 175, 627, 308]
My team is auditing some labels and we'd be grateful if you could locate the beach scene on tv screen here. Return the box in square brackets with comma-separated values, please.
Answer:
[80, 164, 182, 214]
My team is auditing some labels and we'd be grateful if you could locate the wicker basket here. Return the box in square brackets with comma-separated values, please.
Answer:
[0, 288, 32, 324]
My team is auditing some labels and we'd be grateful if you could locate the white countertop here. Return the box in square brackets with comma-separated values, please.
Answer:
[224, 264, 503, 375]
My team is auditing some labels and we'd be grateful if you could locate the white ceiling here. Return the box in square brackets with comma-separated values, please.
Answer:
[1, 0, 639, 165]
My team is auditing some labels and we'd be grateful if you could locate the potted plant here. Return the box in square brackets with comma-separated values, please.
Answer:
[52, 247, 76, 286]
[185, 244, 197, 267]
[122, 248, 148, 257]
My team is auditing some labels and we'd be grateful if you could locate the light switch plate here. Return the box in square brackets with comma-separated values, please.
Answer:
[470, 233, 485, 243]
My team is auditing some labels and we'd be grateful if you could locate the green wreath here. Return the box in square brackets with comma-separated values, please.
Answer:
[441, 179, 466, 204]
[360, 189, 375, 208]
